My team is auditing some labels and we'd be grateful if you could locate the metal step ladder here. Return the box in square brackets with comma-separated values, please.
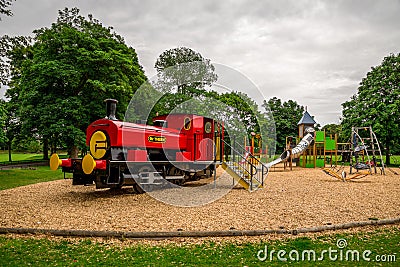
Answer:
[220, 139, 268, 192]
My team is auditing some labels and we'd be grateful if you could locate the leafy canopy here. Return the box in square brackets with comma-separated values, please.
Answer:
[264, 97, 304, 152]
[321, 123, 344, 142]
[341, 53, 400, 163]
[154, 47, 217, 95]
[0, 100, 6, 144]
[0, 0, 15, 19]
[6, 7, 146, 157]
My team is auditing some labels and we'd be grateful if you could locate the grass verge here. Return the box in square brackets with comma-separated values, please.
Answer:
[0, 152, 71, 163]
[0, 152, 44, 162]
[0, 227, 398, 266]
[0, 166, 70, 190]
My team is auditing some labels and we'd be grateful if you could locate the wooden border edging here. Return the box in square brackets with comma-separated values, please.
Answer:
[0, 217, 399, 239]
[0, 161, 48, 170]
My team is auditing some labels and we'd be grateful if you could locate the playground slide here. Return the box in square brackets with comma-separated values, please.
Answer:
[266, 128, 315, 168]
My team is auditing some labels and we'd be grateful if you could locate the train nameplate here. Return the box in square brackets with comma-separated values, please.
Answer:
[148, 136, 166, 143]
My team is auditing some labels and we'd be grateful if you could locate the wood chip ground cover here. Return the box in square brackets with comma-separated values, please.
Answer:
[0, 167, 399, 234]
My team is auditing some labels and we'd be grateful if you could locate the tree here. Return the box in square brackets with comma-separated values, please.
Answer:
[0, 99, 6, 144]
[341, 53, 400, 165]
[1, 0, 27, 86]
[218, 91, 260, 133]
[151, 47, 275, 152]
[154, 47, 217, 95]
[2, 99, 20, 161]
[6, 8, 146, 159]
[218, 91, 276, 154]
[1, 35, 31, 86]
[0, 0, 16, 150]
[264, 97, 304, 152]
[321, 123, 344, 142]
[0, 0, 15, 19]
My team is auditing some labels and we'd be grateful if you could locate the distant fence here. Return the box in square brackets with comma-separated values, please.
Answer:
[0, 160, 49, 170]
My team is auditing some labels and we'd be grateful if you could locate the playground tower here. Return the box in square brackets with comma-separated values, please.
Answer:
[296, 110, 338, 168]
[298, 110, 316, 138]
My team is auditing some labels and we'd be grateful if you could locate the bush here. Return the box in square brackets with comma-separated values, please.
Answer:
[12, 138, 41, 153]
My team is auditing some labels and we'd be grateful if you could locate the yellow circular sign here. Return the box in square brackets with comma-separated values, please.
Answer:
[90, 131, 108, 159]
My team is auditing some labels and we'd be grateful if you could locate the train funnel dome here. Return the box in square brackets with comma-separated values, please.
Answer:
[105, 99, 118, 120]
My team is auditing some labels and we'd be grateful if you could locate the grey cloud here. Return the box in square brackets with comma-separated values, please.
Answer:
[1, 0, 399, 126]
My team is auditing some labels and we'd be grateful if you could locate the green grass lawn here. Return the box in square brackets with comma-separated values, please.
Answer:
[0, 151, 71, 163]
[0, 153, 398, 266]
[0, 227, 398, 266]
[0, 166, 70, 190]
[0, 151, 44, 162]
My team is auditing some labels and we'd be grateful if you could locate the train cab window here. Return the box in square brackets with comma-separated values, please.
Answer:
[184, 117, 191, 130]
[154, 120, 168, 128]
[205, 121, 212, 133]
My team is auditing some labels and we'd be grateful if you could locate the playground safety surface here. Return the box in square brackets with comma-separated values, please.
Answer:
[0, 168, 399, 238]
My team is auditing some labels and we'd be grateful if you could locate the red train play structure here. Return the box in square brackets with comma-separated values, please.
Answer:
[50, 99, 224, 193]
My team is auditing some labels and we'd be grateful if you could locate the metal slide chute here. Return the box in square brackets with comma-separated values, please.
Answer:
[219, 128, 314, 191]
[266, 128, 315, 168]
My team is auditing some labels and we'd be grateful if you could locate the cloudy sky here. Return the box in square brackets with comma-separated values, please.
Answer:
[1, 0, 399, 126]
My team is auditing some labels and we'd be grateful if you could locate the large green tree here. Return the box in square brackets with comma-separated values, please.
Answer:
[151, 47, 275, 152]
[0, 99, 6, 144]
[218, 91, 275, 153]
[341, 53, 400, 165]
[264, 97, 304, 152]
[154, 47, 217, 95]
[0, 0, 15, 19]
[2, 99, 20, 161]
[1, 0, 21, 85]
[1, 35, 31, 86]
[6, 7, 146, 158]
[1, 0, 15, 159]
[321, 123, 344, 142]
[218, 91, 260, 134]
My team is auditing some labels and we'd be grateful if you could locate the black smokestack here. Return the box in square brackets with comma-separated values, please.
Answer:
[105, 99, 118, 120]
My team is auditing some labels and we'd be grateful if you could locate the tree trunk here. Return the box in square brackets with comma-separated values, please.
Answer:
[43, 139, 49, 160]
[8, 140, 12, 162]
[70, 145, 79, 159]
[51, 143, 56, 155]
[385, 124, 391, 166]
[385, 138, 391, 166]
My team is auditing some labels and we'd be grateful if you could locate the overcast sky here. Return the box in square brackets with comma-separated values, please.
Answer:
[1, 0, 399, 126]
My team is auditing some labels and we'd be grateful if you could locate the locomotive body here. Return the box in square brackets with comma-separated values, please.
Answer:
[50, 99, 223, 192]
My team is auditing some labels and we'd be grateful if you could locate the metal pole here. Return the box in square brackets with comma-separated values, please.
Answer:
[220, 132, 223, 163]
[261, 165, 264, 187]
[250, 160, 253, 191]
[369, 126, 377, 174]
[233, 136, 236, 163]
[214, 162, 217, 189]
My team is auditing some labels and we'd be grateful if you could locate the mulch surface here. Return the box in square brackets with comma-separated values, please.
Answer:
[0, 167, 399, 234]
